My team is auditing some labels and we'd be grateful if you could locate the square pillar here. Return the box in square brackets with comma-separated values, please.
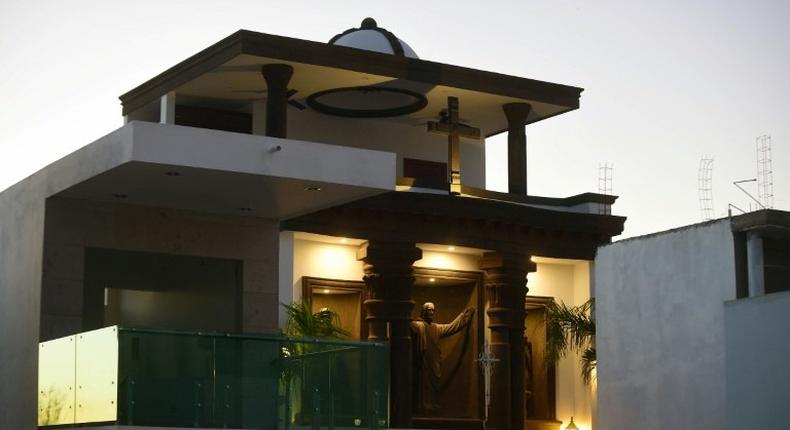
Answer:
[503, 103, 531, 195]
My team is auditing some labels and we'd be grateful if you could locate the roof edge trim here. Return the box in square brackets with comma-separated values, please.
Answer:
[120, 30, 583, 117]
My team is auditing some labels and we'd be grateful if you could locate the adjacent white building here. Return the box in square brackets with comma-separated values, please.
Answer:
[595, 210, 790, 430]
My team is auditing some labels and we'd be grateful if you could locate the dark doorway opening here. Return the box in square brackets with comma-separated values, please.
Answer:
[83, 248, 242, 333]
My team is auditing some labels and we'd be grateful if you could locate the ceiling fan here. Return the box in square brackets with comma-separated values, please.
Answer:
[409, 109, 471, 127]
[232, 88, 307, 110]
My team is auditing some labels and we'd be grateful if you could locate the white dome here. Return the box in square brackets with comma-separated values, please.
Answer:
[329, 18, 419, 59]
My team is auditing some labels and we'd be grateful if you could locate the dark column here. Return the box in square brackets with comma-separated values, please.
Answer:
[480, 252, 535, 430]
[260, 64, 293, 138]
[503, 103, 532, 195]
[447, 96, 462, 194]
[357, 241, 422, 429]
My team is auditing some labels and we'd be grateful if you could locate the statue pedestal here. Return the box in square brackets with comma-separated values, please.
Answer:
[412, 417, 485, 430]
[525, 419, 563, 430]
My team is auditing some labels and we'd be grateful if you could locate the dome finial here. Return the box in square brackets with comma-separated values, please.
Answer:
[361, 17, 377, 29]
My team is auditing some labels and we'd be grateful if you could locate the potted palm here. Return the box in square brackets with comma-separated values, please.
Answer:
[282, 299, 350, 340]
[545, 299, 596, 384]
[280, 299, 349, 427]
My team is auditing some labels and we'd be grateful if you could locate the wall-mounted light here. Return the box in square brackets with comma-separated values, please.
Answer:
[565, 417, 578, 430]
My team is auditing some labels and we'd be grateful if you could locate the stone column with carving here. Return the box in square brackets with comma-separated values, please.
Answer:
[480, 252, 536, 430]
[357, 241, 422, 429]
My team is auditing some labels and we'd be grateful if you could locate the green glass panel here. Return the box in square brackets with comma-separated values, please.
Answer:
[40, 326, 389, 429]
[75, 325, 119, 423]
[38, 335, 76, 426]
[117, 330, 214, 426]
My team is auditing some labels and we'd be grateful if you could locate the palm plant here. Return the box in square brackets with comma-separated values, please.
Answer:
[279, 299, 350, 425]
[545, 299, 596, 384]
[282, 299, 350, 339]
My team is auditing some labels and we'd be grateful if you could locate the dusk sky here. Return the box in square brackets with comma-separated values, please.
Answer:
[1, 0, 788, 238]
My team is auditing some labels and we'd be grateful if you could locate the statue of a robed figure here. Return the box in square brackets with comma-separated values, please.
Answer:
[410, 302, 475, 414]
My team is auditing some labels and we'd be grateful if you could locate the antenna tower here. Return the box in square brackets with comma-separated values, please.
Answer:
[698, 157, 715, 221]
[598, 163, 613, 215]
[756, 135, 774, 208]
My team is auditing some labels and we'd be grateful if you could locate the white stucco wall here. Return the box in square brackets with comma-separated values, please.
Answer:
[529, 259, 594, 430]
[287, 109, 486, 189]
[724, 290, 790, 430]
[594, 220, 737, 430]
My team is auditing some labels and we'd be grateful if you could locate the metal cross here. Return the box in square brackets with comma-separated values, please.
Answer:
[477, 341, 499, 416]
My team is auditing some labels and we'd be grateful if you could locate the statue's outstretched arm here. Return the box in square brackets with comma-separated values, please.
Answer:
[438, 307, 475, 338]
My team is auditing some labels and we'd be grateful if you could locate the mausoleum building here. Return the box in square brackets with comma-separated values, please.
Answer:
[0, 19, 625, 430]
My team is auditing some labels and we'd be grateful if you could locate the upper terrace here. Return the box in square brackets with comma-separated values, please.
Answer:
[118, 18, 609, 214]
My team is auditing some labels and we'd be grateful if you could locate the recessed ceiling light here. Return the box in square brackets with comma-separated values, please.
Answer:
[447, 246, 456, 251]
[340, 238, 348, 244]
[165, 171, 181, 177]
[239, 207, 253, 212]
[429, 278, 436, 283]
[304, 186, 322, 192]
[113, 193, 128, 199]
[323, 289, 330, 294]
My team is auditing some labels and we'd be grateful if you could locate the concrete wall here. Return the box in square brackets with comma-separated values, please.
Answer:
[287, 108, 486, 189]
[0, 120, 396, 429]
[725, 290, 790, 430]
[594, 220, 737, 430]
[40, 197, 280, 340]
[528, 259, 594, 430]
[0, 126, 134, 430]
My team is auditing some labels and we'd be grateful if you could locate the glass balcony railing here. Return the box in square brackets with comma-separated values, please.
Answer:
[38, 326, 389, 429]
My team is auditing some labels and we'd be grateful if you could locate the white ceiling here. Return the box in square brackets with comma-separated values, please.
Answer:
[58, 161, 385, 220]
[174, 54, 563, 137]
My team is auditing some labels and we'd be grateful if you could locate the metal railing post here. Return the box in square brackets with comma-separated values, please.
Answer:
[127, 378, 135, 425]
[194, 381, 203, 427]
[312, 387, 321, 430]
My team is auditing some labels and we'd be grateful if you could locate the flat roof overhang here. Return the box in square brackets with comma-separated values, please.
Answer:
[45, 121, 396, 219]
[283, 191, 626, 260]
[732, 210, 790, 240]
[119, 30, 584, 137]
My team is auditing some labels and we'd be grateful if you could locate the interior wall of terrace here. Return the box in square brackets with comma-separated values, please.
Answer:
[286, 236, 483, 305]
[285, 107, 485, 189]
[528, 259, 594, 430]
[40, 197, 281, 341]
[151, 99, 487, 189]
